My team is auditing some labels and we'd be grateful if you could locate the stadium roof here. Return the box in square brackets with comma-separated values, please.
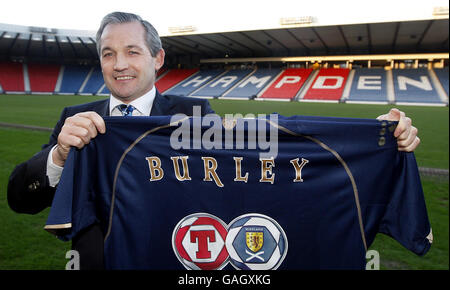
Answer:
[0, 17, 448, 64]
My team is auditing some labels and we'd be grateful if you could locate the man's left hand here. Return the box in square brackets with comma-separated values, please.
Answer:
[377, 108, 420, 152]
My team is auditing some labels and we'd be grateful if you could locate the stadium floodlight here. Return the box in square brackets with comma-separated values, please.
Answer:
[280, 16, 314, 26]
[168, 25, 196, 34]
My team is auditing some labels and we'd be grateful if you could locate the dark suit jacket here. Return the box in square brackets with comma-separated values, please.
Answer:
[7, 91, 214, 269]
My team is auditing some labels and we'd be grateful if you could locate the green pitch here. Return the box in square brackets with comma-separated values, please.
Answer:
[0, 94, 448, 269]
[1, 95, 448, 168]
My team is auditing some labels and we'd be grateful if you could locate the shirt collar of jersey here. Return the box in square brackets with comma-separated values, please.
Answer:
[109, 86, 156, 116]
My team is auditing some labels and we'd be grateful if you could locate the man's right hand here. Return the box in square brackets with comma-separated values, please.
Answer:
[52, 112, 106, 167]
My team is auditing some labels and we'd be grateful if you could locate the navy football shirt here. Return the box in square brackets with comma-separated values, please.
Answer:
[45, 115, 432, 269]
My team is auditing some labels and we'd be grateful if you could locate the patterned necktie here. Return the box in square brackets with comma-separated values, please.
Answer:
[118, 104, 135, 116]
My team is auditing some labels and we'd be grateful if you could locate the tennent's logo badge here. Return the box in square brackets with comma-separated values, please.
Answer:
[172, 213, 288, 270]
[172, 213, 229, 270]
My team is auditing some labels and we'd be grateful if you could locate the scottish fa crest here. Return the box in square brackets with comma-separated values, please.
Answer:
[226, 214, 288, 270]
[172, 213, 288, 270]
[246, 231, 264, 253]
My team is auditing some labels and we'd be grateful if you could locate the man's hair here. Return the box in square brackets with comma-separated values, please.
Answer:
[96, 11, 162, 57]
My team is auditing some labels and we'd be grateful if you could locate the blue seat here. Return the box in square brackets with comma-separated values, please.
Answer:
[434, 68, 449, 97]
[100, 85, 110, 95]
[225, 68, 281, 98]
[59, 65, 91, 94]
[392, 69, 442, 103]
[193, 69, 253, 98]
[82, 66, 105, 94]
[348, 68, 388, 102]
[165, 69, 224, 97]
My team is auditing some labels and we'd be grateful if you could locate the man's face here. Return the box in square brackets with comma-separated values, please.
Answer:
[100, 21, 164, 102]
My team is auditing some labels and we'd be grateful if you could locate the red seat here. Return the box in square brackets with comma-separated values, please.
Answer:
[28, 63, 60, 92]
[303, 68, 350, 101]
[155, 69, 198, 93]
[259, 68, 313, 99]
[0, 61, 24, 92]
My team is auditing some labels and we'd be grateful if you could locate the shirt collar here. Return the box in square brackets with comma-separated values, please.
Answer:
[109, 86, 156, 116]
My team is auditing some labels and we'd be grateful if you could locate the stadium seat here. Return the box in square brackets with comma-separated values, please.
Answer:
[156, 66, 168, 80]
[224, 68, 281, 99]
[27, 63, 60, 93]
[100, 85, 110, 95]
[82, 66, 105, 95]
[0, 61, 24, 92]
[303, 68, 350, 101]
[392, 69, 442, 104]
[165, 69, 225, 97]
[434, 67, 449, 98]
[59, 65, 92, 94]
[193, 69, 253, 98]
[347, 68, 388, 103]
[156, 69, 199, 93]
[259, 68, 313, 100]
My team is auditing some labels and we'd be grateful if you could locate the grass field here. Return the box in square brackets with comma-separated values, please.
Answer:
[0, 94, 448, 269]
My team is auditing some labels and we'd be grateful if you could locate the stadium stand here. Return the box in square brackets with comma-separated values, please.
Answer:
[192, 69, 253, 98]
[81, 66, 105, 95]
[0, 19, 447, 107]
[1, 58, 448, 106]
[164, 69, 225, 97]
[259, 68, 313, 100]
[434, 67, 449, 98]
[155, 68, 198, 93]
[347, 68, 388, 103]
[59, 65, 91, 94]
[0, 61, 25, 92]
[223, 68, 281, 99]
[100, 85, 110, 95]
[392, 69, 443, 104]
[156, 66, 168, 80]
[303, 68, 350, 101]
[27, 63, 60, 93]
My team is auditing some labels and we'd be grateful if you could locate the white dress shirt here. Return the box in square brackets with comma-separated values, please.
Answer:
[109, 86, 156, 116]
[46, 86, 156, 187]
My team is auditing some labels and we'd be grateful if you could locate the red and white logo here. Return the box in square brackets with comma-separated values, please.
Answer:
[172, 213, 229, 270]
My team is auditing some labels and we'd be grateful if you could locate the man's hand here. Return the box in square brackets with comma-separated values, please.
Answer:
[377, 108, 420, 152]
[53, 112, 106, 167]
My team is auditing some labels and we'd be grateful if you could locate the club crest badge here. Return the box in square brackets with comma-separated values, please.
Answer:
[246, 231, 264, 253]
[172, 213, 287, 270]
[225, 213, 288, 270]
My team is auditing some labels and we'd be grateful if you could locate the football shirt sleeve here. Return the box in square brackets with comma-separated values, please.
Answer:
[378, 152, 433, 256]
[45, 147, 98, 241]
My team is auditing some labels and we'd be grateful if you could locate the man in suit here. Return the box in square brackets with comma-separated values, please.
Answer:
[8, 12, 213, 269]
[7, 11, 420, 269]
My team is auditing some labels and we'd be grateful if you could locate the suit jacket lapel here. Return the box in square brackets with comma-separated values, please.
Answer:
[150, 90, 169, 116]
[93, 99, 110, 117]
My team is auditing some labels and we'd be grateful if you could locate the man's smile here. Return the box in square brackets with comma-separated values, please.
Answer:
[115, 75, 136, 81]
